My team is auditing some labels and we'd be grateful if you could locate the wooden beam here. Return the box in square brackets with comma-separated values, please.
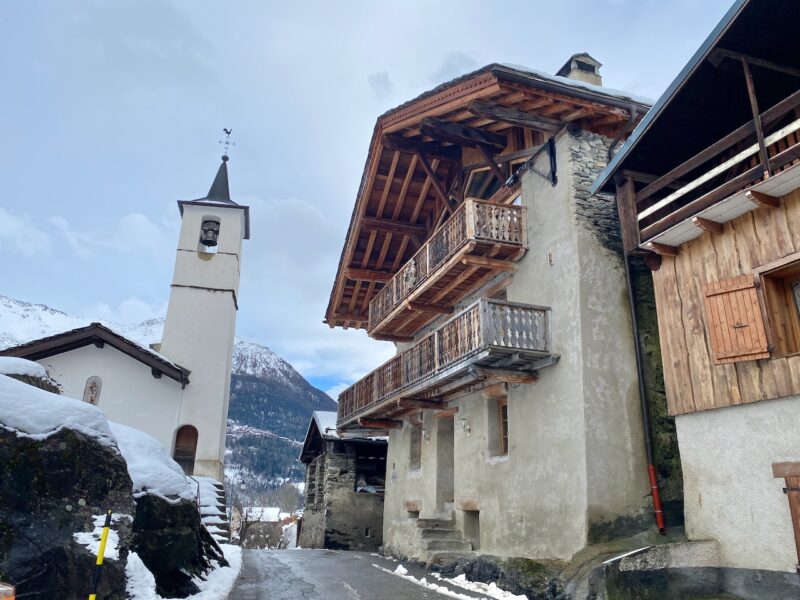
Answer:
[331, 312, 367, 323]
[371, 333, 413, 343]
[396, 398, 441, 409]
[616, 177, 640, 254]
[344, 267, 392, 283]
[746, 190, 781, 208]
[358, 418, 402, 429]
[361, 216, 427, 237]
[405, 301, 453, 315]
[713, 48, 800, 80]
[473, 367, 539, 384]
[467, 100, 562, 133]
[481, 382, 507, 400]
[692, 216, 723, 234]
[434, 407, 458, 419]
[475, 144, 507, 184]
[621, 169, 686, 190]
[562, 107, 594, 122]
[416, 151, 457, 211]
[381, 133, 460, 162]
[644, 241, 679, 257]
[741, 58, 772, 178]
[461, 255, 515, 270]
[420, 117, 507, 152]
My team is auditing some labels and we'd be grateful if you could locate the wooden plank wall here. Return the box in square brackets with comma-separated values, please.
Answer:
[652, 188, 800, 415]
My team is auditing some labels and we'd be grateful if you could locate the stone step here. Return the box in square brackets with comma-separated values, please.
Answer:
[426, 550, 474, 566]
[415, 518, 455, 529]
[420, 528, 463, 540]
[424, 539, 473, 552]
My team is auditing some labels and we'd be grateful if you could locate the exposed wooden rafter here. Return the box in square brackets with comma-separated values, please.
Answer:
[416, 151, 457, 211]
[361, 216, 427, 238]
[381, 133, 460, 162]
[692, 216, 723, 234]
[420, 117, 507, 153]
[467, 100, 562, 133]
[344, 267, 393, 283]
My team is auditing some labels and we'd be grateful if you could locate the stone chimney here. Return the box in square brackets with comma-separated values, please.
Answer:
[556, 53, 603, 86]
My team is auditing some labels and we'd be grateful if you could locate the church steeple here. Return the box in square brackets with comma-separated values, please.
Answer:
[195, 155, 235, 204]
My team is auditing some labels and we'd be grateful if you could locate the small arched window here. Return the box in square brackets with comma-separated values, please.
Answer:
[173, 425, 199, 475]
[83, 376, 102, 405]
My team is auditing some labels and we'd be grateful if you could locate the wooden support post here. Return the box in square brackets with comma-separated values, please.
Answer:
[476, 144, 506, 184]
[746, 190, 781, 208]
[692, 216, 723, 234]
[358, 418, 403, 429]
[644, 241, 679, 257]
[416, 151, 457, 212]
[616, 176, 640, 254]
[741, 58, 772, 179]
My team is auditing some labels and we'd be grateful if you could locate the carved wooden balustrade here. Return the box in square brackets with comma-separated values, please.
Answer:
[368, 199, 527, 339]
[338, 298, 554, 428]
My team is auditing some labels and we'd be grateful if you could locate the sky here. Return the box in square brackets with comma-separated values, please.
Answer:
[0, 0, 733, 398]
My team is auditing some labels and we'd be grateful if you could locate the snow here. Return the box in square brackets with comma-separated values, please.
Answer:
[433, 574, 529, 600]
[291, 481, 305, 494]
[0, 356, 47, 378]
[126, 544, 242, 600]
[373, 563, 488, 599]
[281, 521, 298, 549]
[0, 374, 116, 447]
[108, 422, 194, 503]
[243, 506, 281, 522]
[73, 512, 131, 562]
[313, 410, 339, 439]
[498, 63, 654, 106]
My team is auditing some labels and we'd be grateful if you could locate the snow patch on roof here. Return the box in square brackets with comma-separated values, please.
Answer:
[0, 374, 117, 447]
[109, 422, 194, 503]
[313, 410, 340, 439]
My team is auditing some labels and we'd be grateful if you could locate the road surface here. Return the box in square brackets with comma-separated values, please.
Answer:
[231, 549, 489, 599]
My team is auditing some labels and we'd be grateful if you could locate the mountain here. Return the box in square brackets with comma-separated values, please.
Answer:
[0, 295, 336, 505]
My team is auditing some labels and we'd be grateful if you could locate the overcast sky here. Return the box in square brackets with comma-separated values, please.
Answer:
[1, 0, 732, 398]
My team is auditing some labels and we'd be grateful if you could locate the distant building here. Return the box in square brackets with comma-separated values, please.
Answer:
[1, 155, 249, 481]
[298, 411, 387, 550]
[595, 0, 800, 579]
[325, 58, 654, 564]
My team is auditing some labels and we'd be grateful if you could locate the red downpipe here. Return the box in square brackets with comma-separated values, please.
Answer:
[625, 253, 667, 535]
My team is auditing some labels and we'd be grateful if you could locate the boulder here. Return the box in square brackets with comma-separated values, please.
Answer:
[0, 427, 134, 600]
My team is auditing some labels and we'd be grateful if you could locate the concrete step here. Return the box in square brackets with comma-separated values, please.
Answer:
[424, 539, 473, 552]
[426, 550, 474, 566]
[415, 518, 455, 529]
[420, 528, 462, 540]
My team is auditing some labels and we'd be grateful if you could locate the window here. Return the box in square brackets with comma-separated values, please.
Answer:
[498, 398, 509, 456]
[409, 424, 422, 470]
[173, 425, 199, 475]
[464, 167, 501, 200]
[82, 376, 102, 405]
[761, 260, 800, 356]
[486, 392, 509, 457]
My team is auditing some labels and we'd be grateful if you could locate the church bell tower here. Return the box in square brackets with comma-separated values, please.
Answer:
[159, 151, 250, 480]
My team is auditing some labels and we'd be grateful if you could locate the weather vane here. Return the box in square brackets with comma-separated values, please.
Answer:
[219, 128, 235, 160]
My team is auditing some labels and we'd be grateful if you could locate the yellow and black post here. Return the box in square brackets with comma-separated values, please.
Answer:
[88, 509, 113, 600]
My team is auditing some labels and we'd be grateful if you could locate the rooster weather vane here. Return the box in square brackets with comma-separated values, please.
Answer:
[219, 128, 235, 160]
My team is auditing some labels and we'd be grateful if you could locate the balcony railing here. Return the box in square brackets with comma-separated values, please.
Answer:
[368, 198, 527, 336]
[339, 298, 553, 427]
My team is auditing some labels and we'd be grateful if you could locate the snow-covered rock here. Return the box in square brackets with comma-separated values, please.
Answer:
[109, 422, 194, 503]
[0, 356, 47, 378]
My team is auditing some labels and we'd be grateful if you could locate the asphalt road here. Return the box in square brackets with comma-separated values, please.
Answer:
[230, 549, 488, 600]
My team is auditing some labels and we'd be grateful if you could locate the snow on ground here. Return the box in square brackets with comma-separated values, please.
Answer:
[73, 512, 132, 562]
[109, 422, 194, 503]
[373, 563, 489, 599]
[126, 545, 242, 600]
[0, 374, 116, 447]
[281, 522, 298, 549]
[0, 356, 47, 378]
[433, 573, 528, 600]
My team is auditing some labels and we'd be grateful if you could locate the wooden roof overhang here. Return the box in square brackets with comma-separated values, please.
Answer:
[592, 0, 800, 256]
[325, 64, 650, 330]
[0, 323, 191, 386]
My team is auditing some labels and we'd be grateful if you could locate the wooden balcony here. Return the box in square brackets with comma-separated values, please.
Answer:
[621, 89, 800, 255]
[367, 198, 527, 339]
[338, 298, 556, 429]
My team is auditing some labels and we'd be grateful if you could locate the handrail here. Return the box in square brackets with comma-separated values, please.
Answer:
[339, 298, 550, 425]
[368, 198, 527, 330]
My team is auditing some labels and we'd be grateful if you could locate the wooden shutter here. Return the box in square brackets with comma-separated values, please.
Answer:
[703, 274, 770, 364]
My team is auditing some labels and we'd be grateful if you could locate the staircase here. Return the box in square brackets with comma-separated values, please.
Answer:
[193, 476, 230, 545]
[416, 516, 473, 565]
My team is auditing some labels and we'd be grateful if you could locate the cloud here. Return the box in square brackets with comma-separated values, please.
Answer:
[367, 71, 394, 99]
[48, 213, 175, 260]
[324, 383, 347, 402]
[83, 297, 168, 325]
[0, 207, 52, 258]
[431, 52, 478, 83]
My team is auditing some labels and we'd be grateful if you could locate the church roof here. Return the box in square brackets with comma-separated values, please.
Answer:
[178, 155, 251, 239]
[0, 323, 190, 386]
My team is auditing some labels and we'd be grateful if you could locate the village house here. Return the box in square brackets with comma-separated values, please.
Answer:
[325, 58, 657, 563]
[594, 0, 800, 581]
[0, 154, 249, 483]
[299, 411, 387, 551]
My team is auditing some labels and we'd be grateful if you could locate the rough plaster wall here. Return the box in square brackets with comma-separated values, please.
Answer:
[570, 130, 650, 536]
[677, 396, 800, 572]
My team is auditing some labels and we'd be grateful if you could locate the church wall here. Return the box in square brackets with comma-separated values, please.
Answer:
[39, 344, 183, 452]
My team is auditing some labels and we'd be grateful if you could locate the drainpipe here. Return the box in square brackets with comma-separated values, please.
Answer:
[624, 253, 667, 535]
